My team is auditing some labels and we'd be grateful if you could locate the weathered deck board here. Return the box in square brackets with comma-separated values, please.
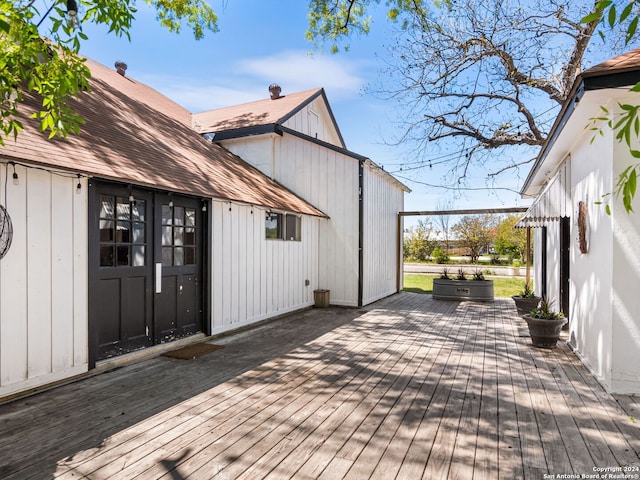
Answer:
[0, 293, 639, 479]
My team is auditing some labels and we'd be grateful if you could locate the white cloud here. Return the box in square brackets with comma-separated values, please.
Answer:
[233, 50, 368, 98]
[135, 49, 370, 112]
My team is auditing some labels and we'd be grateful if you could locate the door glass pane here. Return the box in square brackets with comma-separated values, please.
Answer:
[162, 226, 172, 247]
[162, 204, 172, 225]
[133, 222, 145, 243]
[100, 245, 115, 266]
[100, 220, 115, 242]
[100, 196, 115, 219]
[117, 198, 130, 220]
[116, 246, 130, 266]
[174, 227, 184, 246]
[185, 227, 195, 245]
[174, 206, 184, 226]
[184, 247, 196, 265]
[185, 208, 196, 227]
[174, 247, 184, 266]
[132, 200, 145, 221]
[162, 247, 173, 267]
[116, 221, 131, 243]
[132, 246, 145, 267]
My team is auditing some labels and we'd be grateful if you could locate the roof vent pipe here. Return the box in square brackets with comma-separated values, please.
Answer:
[269, 83, 282, 100]
[115, 61, 127, 76]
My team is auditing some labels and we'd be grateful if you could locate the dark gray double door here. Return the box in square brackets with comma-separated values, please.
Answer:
[89, 182, 205, 366]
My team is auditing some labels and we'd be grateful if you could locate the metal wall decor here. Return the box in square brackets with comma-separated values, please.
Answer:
[0, 204, 13, 259]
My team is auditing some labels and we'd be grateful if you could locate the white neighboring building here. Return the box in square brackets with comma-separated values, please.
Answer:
[194, 86, 409, 307]
[519, 48, 640, 394]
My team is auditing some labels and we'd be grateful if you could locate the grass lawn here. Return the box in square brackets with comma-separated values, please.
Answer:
[403, 274, 525, 298]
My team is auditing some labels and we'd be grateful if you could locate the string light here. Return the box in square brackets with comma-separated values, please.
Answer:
[11, 163, 18, 185]
[76, 174, 82, 194]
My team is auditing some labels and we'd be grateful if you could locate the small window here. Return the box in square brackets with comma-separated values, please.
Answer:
[265, 212, 282, 239]
[265, 212, 301, 241]
[285, 214, 301, 241]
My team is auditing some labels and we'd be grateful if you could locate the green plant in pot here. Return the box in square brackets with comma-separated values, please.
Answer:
[512, 280, 541, 316]
[522, 297, 567, 348]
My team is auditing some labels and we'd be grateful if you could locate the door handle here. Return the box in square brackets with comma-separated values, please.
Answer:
[155, 263, 162, 293]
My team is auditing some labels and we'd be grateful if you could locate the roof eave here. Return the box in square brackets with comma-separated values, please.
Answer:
[521, 68, 640, 197]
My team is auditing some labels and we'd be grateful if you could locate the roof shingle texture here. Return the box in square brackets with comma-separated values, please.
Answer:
[192, 88, 323, 133]
[582, 46, 640, 78]
[1, 59, 325, 218]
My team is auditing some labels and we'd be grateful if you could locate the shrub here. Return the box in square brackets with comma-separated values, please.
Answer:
[433, 247, 450, 264]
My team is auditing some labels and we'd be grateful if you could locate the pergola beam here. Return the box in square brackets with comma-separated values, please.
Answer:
[400, 207, 528, 217]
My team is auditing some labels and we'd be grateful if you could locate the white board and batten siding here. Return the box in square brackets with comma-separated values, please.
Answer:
[282, 96, 343, 147]
[274, 135, 360, 306]
[221, 134, 361, 307]
[210, 201, 320, 335]
[0, 164, 88, 398]
[362, 161, 405, 305]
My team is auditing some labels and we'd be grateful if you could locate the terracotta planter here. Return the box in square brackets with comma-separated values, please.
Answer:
[522, 314, 567, 348]
[511, 296, 541, 316]
[433, 278, 494, 302]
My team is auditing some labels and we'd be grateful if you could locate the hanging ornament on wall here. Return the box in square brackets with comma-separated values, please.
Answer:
[0, 204, 13, 259]
[577, 200, 589, 254]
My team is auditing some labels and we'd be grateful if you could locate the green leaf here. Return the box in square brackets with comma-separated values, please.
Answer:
[627, 16, 639, 44]
[628, 168, 637, 196]
[630, 150, 640, 158]
[631, 82, 640, 92]
[620, 2, 634, 23]
[606, 204, 611, 215]
[608, 4, 617, 28]
[581, 12, 602, 24]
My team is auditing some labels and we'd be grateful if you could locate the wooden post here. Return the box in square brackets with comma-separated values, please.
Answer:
[396, 213, 402, 293]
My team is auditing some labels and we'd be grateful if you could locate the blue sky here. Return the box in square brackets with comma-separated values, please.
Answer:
[56, 1, 541, 214]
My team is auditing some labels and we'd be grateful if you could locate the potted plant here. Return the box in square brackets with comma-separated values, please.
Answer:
[522, 297, 567, 348]
[433, 268, 494, 302]
[512, 280, 541, 316]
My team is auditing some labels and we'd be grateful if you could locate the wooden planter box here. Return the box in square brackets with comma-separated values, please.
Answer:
[432, 278, 494, 302]
[313, 289, 330, 308]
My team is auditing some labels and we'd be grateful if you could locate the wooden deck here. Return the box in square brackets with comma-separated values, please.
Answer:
[1, 293, 639, 479]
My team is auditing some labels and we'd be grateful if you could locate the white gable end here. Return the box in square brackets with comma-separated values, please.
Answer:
[282, 96, 344, 147]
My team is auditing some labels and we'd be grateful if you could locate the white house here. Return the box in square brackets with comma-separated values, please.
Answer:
[518, 48, 640, 394]
[0, 60, 406, 398]
[193, 85, 409, 307]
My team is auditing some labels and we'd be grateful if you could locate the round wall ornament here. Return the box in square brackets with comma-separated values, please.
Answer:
[0, 204, 13, 259]
[577, 200, 588, 254]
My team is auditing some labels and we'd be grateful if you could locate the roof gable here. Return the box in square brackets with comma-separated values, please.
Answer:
[0, 59, 325, 218]
[192, 87, 346, 148]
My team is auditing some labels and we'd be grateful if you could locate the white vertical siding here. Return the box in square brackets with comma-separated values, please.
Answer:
[569, 133, 614, 390]
[0, 165, 88, 397]
[210, 202, 319, 335]
[224, 134, 360, 306]
[282, 96, 343, 147]
[222, 133, 407, 307]
[362, 162, 404, 305]
[611, 134, 640, 393]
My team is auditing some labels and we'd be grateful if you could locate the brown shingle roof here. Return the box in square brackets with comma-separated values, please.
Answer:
[192, 88, 324, 134]
[582, 47, 640, 78]
[1, 59, 325, 218]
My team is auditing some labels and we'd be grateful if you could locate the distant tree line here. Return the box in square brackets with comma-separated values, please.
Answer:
[403, 214, 529, 264]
